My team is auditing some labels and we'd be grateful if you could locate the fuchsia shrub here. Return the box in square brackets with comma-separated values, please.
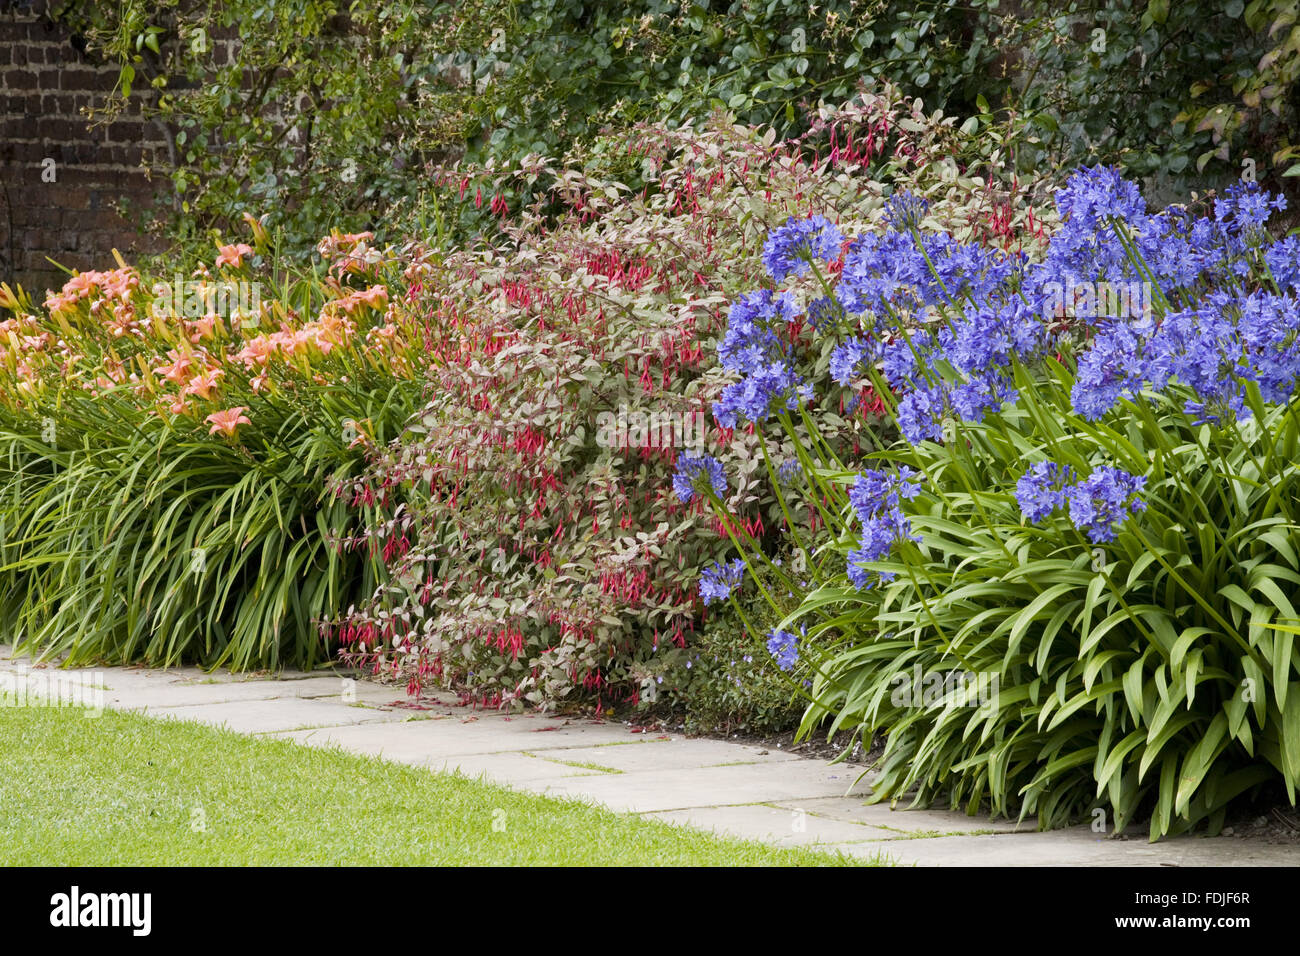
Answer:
[332, 83, 1055, 711]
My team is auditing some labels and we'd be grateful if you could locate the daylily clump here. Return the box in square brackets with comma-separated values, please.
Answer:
[0, 224, 433, 671]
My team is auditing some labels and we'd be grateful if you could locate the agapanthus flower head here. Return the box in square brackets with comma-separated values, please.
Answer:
[942, 299, 1047, 377]
[829, 335, 881, 386]
[712, 360, 812, 428]
[1054, 165, 1146, 228]
[1264, 236, 1300, 292]
[949, 371, 1018, 424]
[897, 383, 949, 444]
[1066, 466, 1147, 543]
[1046, 167, 1151, 283]
[847, 541, 899, 591]
[766, 627, 800, 671]
[762, 215, 846, 282]
[836, 231, 927, 316]
[846, 467, 922, 590]
[883, 190, 930, 231]
[776, 458, 802, 486]
[673, 452, 727, 503]
[806, 295, 843, 332]
[1069, 321, 1150, 420]
[1214, 181, 1287, 234]
[699, 557, 745, 605]
[880, 330, 933, 389]
[719, 289, 796, 373]
[1015, 461, 1076, 523]
[921, 235, 1018, 307]
[850, 466, 924, 523]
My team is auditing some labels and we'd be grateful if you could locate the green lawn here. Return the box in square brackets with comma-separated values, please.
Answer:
[0, 700, 876, 866]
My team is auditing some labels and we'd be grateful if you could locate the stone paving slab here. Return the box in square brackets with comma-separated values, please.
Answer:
[828, 827, 1300, 867]
[425, 752, 610, 785]
[105, 676, 358, 709]
[770, 795, 1028, 835]
[143, 698, 407, 734]
[526, 738, 800, 773]
[532, 761, 867, 813]
[4, 649, 1298, 865]
[0, 655, 435, 709]
[274, 713, 642, 759]
[645, 803, 897, 850]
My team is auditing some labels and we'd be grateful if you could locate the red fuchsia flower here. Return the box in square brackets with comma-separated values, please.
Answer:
[215, 243, 255, 270]
[205, 406, 250, 437]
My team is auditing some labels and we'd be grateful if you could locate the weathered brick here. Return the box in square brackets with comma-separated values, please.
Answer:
[6, 68, 37, 90]
[0, 4, 165, 285]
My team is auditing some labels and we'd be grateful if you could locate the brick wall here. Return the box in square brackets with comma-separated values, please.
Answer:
[0, 0, 169, 299]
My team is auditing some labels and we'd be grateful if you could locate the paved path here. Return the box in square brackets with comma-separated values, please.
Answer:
[2, 649, 1296, 866]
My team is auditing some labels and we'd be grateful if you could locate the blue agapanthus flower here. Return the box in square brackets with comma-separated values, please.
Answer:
[1015, 461, 1076, 523]
[1046, 166, 1150, 283]
[712, 360, 812, 428]
[762, 215, 845, 282]
[719, 289, 797, 374]
[949, 371, 1018, 424]
[673, 452, 726, 503]
[883, 190, 930, 231]
[699, 558, 745, 605]
[1066, 466, 1147, 543]
[806, 295, 843, 331]
[847, 547, 893, 591]
[849, 467, 923, 523]
[766, 627, 800, 671]
[1069, 321, 1151, 420]
[829, 335, 881, 386]
[836, 230, 928, 316]
[1264, 235, 1300, 292]
[1053, 165, 1147, 229]
[1213, 180, 1287, 234]
[776, 458, 802, 486]
[846, 467, 923, 590]
[921, 235, 1019, 307]
[880, 331, 933, 388]
[897, 383, 949, 444]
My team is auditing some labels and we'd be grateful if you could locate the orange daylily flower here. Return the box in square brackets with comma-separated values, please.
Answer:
[205, 406, 250, 437]
[183, 367, 225, 400]
[185, 313, 221, 342]
[234, 335, 275, 367]
[330, 285, 388, 316]
[156, 350, 196, 384]
[215, 243, 255, 270]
